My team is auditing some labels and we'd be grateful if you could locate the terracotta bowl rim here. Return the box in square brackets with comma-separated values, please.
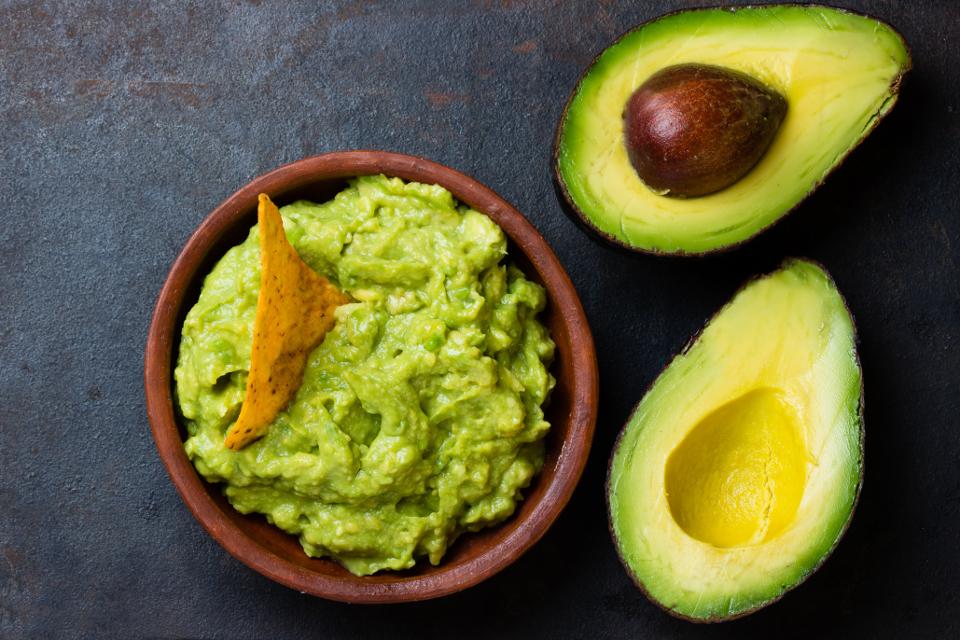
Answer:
[144, 150, 598, 603]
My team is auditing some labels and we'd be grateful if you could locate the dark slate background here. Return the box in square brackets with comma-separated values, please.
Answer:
[1, 1, 957, 638]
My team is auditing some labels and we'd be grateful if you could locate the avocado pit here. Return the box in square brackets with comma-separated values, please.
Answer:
[623, 63, 787, 198]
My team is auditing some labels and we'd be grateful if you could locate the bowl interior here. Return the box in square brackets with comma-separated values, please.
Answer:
[148, 152, 595, 602]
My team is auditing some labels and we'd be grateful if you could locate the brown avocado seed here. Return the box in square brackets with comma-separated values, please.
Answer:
[623, 63, 787, 198]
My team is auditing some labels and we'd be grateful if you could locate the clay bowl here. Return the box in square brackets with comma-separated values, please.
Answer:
[144, 151, 598, 603]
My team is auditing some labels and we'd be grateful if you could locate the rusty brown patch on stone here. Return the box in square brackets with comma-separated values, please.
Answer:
[335, 0, 379, 22]
[592, 3, 618, 36]
[512, 39, 537, 54]
[127, 80, 209, 108]
[74, 79, 114, 99]
[29, 5, 52, 25]
[478, 0, 526, 9]
[425, 91, 471, 108]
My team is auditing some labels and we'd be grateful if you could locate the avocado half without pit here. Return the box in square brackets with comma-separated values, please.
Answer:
[554, 5, 911, 255]
[607, 260, 863, 621]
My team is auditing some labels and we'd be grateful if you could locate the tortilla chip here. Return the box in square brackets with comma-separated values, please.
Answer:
[224, 194, 349, 450]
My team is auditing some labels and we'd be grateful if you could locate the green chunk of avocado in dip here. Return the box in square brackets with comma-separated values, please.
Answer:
[174, 175, 556, 575]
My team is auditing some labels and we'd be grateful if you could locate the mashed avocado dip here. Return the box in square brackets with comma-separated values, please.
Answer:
[175, 175, 555, 575]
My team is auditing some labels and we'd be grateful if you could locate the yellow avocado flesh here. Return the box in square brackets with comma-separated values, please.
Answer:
[557, 6, 910, 254]
[608, 260, 863, 620]
[665, 388, 807, 549]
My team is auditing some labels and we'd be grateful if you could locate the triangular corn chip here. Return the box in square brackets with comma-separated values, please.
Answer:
[224, 194, 349, 450]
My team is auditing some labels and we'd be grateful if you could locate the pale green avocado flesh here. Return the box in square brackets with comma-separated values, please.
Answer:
[175, 175, 555, 576]
[556, 5, 910, 254]
[608, 260, 863, 620]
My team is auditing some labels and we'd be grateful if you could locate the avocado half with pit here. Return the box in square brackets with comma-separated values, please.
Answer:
[554, 5, 910, 255]
[607, 260, 863, 621]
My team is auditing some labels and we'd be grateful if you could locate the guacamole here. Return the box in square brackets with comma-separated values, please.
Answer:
[175, 175, 555, 575]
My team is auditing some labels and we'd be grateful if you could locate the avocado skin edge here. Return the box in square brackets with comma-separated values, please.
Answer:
[551, 4, 912, 257]
[604, 258, 866, 622]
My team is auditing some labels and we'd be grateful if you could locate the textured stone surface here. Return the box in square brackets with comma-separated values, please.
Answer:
[1, 1, 958, 638]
